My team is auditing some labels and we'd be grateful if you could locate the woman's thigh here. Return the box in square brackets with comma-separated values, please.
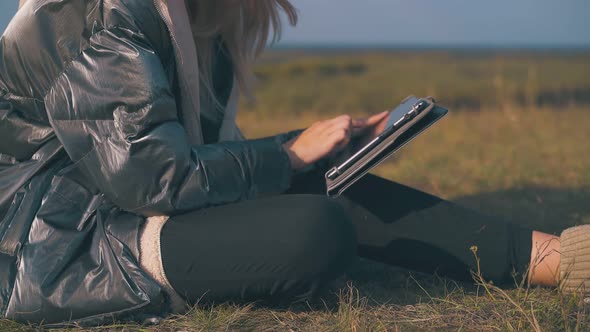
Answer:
[160, 194, 357, 304]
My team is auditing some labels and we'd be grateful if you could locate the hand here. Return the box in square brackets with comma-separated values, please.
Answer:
[282, 115, 355, 171]
[327, 111, 389, 164]
[282, 111, 391, 171]
[351, 111, 390, 145]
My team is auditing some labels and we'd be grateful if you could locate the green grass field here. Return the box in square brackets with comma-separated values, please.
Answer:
[4, 50, 590, 331]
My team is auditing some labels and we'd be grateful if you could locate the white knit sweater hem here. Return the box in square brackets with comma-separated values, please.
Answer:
[139, 216, 187, 314]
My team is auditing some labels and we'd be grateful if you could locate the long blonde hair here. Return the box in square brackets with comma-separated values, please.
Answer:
[187, 0, 298, 106]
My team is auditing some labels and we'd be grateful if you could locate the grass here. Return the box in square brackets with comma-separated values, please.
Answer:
[247, 50, 590, 115]
[4, 50, 590, 331]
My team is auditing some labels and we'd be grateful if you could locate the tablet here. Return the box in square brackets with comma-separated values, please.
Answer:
[325, 95, 448, 197]
[326, 96, 428, 180]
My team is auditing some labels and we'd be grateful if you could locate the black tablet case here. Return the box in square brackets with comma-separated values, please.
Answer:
[325, 96, 448, 198]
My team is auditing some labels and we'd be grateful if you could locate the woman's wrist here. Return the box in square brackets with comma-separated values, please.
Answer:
[282, 141, 307, 171]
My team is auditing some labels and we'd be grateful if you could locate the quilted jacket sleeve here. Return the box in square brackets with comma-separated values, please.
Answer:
[44, 26, 294, 217]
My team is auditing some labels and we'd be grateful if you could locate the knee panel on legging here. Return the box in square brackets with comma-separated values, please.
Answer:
[276, 195, 357, 280]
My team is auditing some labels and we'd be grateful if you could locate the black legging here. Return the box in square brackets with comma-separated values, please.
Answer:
[160, 169, 533, 304]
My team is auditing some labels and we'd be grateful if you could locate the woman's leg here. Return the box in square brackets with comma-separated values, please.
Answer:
[530, 231, 560, 286]
[287, 170, 537, 285]
[159, 194, 356, 304]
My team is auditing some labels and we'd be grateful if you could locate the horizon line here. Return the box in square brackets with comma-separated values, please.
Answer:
[271, 42, 590, 51]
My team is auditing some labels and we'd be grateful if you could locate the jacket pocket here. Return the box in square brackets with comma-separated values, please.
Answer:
[0, 153, 17, 167]
[37, 174, 102, 232]
[0, 162, 81, 256]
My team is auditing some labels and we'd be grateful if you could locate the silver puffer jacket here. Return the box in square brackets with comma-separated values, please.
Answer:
[0, 0, 299, 325]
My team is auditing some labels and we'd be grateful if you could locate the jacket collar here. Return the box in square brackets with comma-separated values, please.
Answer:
[154, 0, 242, 144]
[153, 0, 204, 145]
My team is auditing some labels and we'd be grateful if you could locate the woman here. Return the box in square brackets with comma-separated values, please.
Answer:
[0, 0, 588, 325]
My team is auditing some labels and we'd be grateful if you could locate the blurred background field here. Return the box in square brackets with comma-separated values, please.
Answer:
[245, 49, 590, 115]
[238, 49, 590, 235]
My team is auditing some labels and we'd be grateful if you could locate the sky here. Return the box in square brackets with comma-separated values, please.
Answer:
[1, 0, 589, 47]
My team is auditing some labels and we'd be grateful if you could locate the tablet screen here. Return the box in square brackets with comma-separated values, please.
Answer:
[328, 96, 421, 177]
[383, 96, 420, 132]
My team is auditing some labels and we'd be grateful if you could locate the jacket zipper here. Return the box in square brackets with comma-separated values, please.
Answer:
[153, 0, 185, 67]
[0, 192, 25, 255]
